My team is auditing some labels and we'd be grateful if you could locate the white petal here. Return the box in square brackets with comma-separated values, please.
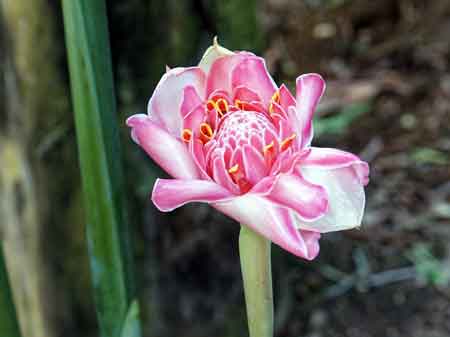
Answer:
[295, 166, 366, 232]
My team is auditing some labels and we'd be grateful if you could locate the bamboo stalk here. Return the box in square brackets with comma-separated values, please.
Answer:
[61, 1, 141, 337]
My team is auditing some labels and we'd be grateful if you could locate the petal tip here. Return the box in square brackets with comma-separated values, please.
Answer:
[299, 74, 326, 99]
[150, 179, 172, 212]
[126, 114, 148, 127]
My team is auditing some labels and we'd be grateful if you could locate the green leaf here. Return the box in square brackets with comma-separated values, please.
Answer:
[0, 245, 22, 337]
[120, 300, 142, 337]
[61, 1, 141, 337]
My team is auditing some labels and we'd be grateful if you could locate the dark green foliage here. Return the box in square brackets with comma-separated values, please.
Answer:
[0, 245, 22, 337]
[61, 1, 141, 336]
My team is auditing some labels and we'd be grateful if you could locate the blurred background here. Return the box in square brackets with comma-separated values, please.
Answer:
[1, 0, 450, 336]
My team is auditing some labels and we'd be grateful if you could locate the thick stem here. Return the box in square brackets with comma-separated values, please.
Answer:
[239, 226, 273, 337]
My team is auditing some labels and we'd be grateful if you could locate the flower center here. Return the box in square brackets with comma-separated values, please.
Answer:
[205, 110, 283, 193]
[182, 90, 298, 194]
[215, 110, 277, 150]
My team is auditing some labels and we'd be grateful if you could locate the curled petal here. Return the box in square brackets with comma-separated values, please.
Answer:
[302, 147, 370, 185]
[231, 56, 278, 105]
[299, 230, 321, 259]
[152, 179, 235, 211]
[148, 67, 206, 135]
[296, 165, 366, 232]
[256, 173, 329, 221]
[295, 73, 326, 148]
[127, 114, 199, 179]
[214, 195, 320, 260]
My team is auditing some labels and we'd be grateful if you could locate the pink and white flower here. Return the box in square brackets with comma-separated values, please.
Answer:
[127, 41, 369, 260]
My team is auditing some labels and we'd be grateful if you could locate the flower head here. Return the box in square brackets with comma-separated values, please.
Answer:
[127, 40, 369, 260]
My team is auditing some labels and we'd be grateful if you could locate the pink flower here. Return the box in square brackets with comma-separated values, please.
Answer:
[127, 41, 369, 260]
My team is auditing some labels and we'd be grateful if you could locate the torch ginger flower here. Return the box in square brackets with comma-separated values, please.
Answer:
[127, 41, 369, 260]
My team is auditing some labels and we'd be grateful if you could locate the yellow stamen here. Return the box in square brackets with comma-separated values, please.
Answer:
[216, 98, 229, 116]
[280, 133, 296, 151]
[263, 141, 275, 156]
[269, 90, 281, 114]
[271, 90, 280, 104]
[269, 102, 275, 114]
[206, 99, 218, 111]
[181, 128, 193, 143]
[228, 163, 239, 174]
[199, 122, 213, 143]
[235, 99, 245, 110]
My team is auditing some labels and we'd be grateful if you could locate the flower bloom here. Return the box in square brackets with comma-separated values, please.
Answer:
[127, 41, 369, 260]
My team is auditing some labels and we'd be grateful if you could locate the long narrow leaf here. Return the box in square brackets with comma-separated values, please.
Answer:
[61, 1, 141, 337]
[0, 245, 22, 337]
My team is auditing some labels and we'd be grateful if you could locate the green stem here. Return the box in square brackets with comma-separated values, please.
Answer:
[239, 226, 273, 337]
[0, 244, 22, 337]
[61, 1, 141, 337]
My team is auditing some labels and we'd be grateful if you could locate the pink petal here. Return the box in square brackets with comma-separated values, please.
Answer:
[212, 156, 240, 194]
[296, 164, 366, 232]
[270, 148, 310, 175]
[206, 54, 246, 96]
[261, 173, 329, 221]
[127, 114, 199, 179]
[295, 73, 326, 148]
[271, 113, 293, 139]
[189, 138, 210, 180]
[230, 147, 244, 169]
[302, 147, 370, 185]
[183, 104, 205, 133]
[152, 179, 234, 211]
[180, 85, 203, 118]
[231, 56, 278, 105]
[214, 195, 320, 260]
[279, 84, 296, 110]
[242, 144, 267, 185]
[232, 85, 261, 102]
[207, 89, 231, 102]
[148, 67, 206, 135]
[299, 230, 321, 259]
[269, 103, 287, 119]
